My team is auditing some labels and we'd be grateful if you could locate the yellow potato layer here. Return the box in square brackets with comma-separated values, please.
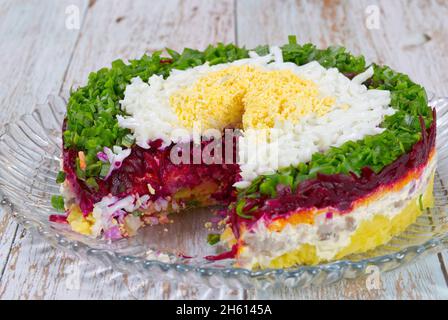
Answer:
[67, 205, 95, 235]
[267, 173, 435, 268]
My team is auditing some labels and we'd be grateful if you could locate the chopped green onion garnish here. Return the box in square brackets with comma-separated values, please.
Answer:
[236, 200, 252, 219]
[207, 233, 221, 245]
[85, 177, 99, 191]
[132, 211, 144, 217]
[56, 171, 66, 184]
[51, 195, 65, 212]
[99, 163, 111, 178]
[122, 134, 135, 148]
[418, 194, 424, 211]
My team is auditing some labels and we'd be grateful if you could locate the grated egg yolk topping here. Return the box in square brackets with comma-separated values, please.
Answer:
[170, 65, 336, 130]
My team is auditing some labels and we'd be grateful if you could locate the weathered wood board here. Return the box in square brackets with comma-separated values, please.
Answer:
[0, 0, 447, 299]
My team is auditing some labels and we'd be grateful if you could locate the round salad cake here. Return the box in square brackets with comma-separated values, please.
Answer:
[51, 36, 436, 269]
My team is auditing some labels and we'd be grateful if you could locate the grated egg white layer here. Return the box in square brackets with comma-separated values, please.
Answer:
[118, 47, 395, 187]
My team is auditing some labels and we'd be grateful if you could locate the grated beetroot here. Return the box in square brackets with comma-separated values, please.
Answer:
[49, 214, 68, 224]
[63, 136, 240, 214]
[205, 244, 238, 261]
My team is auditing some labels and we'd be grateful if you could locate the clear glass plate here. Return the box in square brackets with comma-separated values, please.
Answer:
[1, 95, 448, 290]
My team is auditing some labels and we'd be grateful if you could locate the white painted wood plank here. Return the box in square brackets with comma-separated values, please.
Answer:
[237, 0, 448, 299]
[252, 256, 448, 300]
[0, 0, 88, 286]
[0, 229, 244, 299]
[61, 0, 236, 94]
[440, 252, 448, 290]
[237, 0, 448, 96]
[0, 0, 88, 121]
[0, 0, 238, 300]
[0, 205, 18, 282]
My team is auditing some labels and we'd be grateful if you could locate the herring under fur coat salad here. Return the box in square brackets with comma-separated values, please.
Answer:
[50, 36, 436, 269]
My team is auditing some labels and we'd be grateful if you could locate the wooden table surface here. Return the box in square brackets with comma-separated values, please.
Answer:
[1, 0, 448, 299]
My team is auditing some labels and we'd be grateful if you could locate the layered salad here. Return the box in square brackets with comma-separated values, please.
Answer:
[50, 36, 436, 269]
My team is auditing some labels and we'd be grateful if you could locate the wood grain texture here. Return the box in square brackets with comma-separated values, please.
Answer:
[0, 229, 244, 299]
[0, 0, 88, 286]
[237, 0, 448, 299]
[251, 256, 448, 300]
[1, 0, 448, 299]
[61, 0, 235, 94]
[237, 0, 448, 96]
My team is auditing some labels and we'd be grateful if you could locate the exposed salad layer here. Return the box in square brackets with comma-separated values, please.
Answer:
[62, 138, 239, 214]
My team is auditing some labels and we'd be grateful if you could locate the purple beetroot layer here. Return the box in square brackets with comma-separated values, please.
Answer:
[63, 138, 240, 215]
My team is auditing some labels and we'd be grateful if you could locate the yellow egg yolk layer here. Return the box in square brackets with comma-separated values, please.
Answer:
[169, 65, 335, 130]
